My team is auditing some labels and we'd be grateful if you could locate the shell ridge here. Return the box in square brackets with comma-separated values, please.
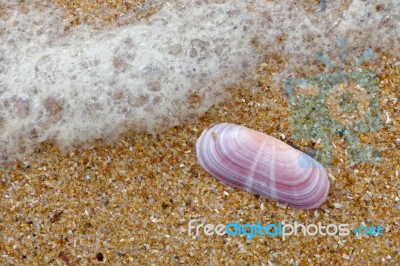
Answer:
[245, 135, 273, 197]
[196, 123, 330, 209]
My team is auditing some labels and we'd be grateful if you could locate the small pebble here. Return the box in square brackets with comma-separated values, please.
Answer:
[334, 203, 342, 208]
[342, 254, 350, 260]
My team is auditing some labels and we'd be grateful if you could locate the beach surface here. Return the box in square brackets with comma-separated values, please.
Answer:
[0, 0, 399, 265]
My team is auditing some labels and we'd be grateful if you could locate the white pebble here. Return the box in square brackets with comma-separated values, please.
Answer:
[342, 254, 350, 260]
[385, 112, 392, 124]
[334, 203, 342, 208]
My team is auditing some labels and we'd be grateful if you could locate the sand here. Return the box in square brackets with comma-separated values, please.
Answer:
[0, 1, 399, 265]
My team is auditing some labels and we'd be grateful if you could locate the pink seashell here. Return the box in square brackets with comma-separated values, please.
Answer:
[196, 123, 329, 209]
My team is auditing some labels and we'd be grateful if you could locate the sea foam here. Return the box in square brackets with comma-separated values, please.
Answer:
[0, 0, 399, 162]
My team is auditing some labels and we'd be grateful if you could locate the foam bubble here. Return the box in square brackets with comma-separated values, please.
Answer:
[0, 0, 399, 162]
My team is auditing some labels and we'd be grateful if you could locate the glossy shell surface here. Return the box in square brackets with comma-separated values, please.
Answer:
[196, 123, 330, 209]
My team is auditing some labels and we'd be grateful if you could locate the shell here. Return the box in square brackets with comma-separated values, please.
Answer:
[196, 123, 330, 209]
